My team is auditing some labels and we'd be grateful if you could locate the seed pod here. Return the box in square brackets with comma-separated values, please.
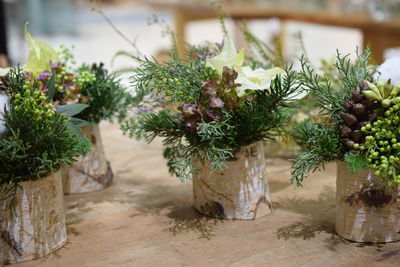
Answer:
[359, 80, 368, 91]
[351, 130, 363, 143]
[382, 99, 391, 108]
[351, 88, 363, 103]
[339, 111, 358, 127]
[340, 125, 353, 137]
[361, 99, 376, 109]
[363, 90, 382, 101]
[343, 101, 353, 112]
[390, 85, 400, 98]
[365, 80, 382, 99]
[341, 138, 355, 150]
[351, 103, 365, 117]
[368, 111, 378, 122]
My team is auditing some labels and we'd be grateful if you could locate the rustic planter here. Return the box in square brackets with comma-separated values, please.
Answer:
[63, 124, 113, 194]
[192, 142, 273, 220]
[0, 172, 67, 264]
[336, 160, 400, 243]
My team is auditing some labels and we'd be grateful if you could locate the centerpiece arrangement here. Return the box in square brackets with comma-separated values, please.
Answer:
[123, 35, 303, 219]
[23, 28, 131, 193]
[0, 67, 88, 264]
[291, 49, 400, 243]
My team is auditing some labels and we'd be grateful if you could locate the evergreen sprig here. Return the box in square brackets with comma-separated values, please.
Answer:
[131, 53, 218, 105]
[291, 49, 373, 186]
[76, 63, 132, 123]
[124, 51, 300, 181]
[290, 120, 341, 186]
[0, 68, 87, 210]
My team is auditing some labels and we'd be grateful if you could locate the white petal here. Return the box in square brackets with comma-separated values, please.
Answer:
[375, 57, 400, 85]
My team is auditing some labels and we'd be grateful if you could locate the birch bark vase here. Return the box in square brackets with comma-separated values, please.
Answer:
[0, 172, 67, 264]
[63, 124, 113, 194]
[192, 142, 273, 220]
[336, 161, 400, 243]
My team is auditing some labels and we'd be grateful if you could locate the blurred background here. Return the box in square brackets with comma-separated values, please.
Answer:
[1, 0, 400, 72]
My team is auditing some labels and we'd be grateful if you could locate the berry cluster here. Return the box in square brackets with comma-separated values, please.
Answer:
[360, 104, 400, 184]
[13, 74, 55, 120]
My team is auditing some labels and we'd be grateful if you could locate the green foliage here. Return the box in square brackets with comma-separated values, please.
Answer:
[76, 63, 132, 123]
[0, 68, 88, 208]
[124, 59, 301, 180]
[334, 48, 373, 90]
[299, 49, 372, 126]
[291, 48, 375, 186]
[290, 120, 341, 186]
[232, 69, 299, 146]
[131, 53, 218, 105]
[344, 152, 369, 174]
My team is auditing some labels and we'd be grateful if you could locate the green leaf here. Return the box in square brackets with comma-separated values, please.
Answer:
[46, 73, 56, 101]
[68, 123, 86, 140]
[56, 104, 89, 117]
[344, 152, 369, 174]
[71, 117, 92, 128]
[23, 22, 59, 75]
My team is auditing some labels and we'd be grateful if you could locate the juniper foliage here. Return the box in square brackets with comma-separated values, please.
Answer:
[123, 52, 301, 181]
[0, 68, 88, 208]
[290, 49, 373, 185]
[76, 63, 132, 123]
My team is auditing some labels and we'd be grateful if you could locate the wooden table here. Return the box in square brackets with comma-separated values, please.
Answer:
[15, 122, 400, 267]
[139, 0, 400, 63]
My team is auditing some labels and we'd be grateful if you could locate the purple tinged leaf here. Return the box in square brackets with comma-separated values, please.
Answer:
[182, 104, 198, 117]
[209, 96, 224, 108]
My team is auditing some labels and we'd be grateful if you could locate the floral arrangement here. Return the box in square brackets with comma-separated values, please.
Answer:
[23, 25, 131, 126]
[291, 49, 400, 186]
[122, 35, 304, 180]
[0, 67, 89, 204]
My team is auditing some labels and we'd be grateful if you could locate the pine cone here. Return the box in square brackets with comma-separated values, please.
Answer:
[339, 82, 379, 151]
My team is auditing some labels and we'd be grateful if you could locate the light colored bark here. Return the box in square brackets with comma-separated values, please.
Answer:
[0, 172, 67, 264]
[63, 124, 113, 194]
[336, 160, 400, 243]
[192, 142, 272, 220]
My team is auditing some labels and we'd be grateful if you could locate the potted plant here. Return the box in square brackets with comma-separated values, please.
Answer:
[0, 67, 88, 264]
[291, 49, 400, 243]
[55, 61, 131, 194]
[23, 28, 131, 194]
[122, 36, 304, 220]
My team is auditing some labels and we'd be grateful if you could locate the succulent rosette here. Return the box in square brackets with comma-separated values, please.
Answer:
[123, 35, 304, 180]
[291, 49, 400, 186]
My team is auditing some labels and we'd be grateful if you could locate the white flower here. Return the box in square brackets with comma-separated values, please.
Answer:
[206, 36, 285, 97]
[375, 57, 400, 85]
[0, 93, 7, 135]
[0, 68, 10, 135]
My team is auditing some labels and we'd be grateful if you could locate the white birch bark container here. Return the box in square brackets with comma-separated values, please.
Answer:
[336, 160, 400, 243]
[192, 142, 273, 220]
[63, 124, 113, 194]
[0, 172, 67, 264]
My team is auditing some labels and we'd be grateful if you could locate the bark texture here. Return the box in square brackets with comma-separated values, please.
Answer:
[336, 160, 400, 243]
[193, 142, 272, 220]
[63, 124, 113, 194]
[0, 172, 67, 264]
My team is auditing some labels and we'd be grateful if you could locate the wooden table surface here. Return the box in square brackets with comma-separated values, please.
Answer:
[13, 122, 400, 267]
[140, 0, 400, 63]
